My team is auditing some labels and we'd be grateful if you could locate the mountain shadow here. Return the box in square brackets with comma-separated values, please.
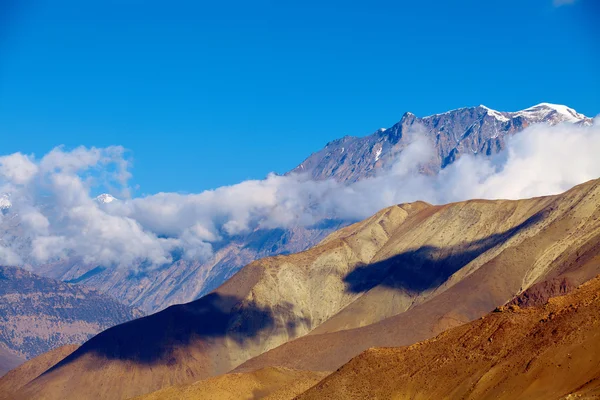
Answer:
[344, 210, 547, 294]
[44, 291, 306, 370]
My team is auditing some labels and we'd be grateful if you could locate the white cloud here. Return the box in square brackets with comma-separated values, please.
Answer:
[0, 120, 598, 271]
[0, 153, 38, 185]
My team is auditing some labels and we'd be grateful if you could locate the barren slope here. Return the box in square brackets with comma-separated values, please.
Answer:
[297, 275, 600, 400]
[235, 179, 600, 373]
[0, 345, 77, 400]
[133, 367, 329, 400]
[17, 179, 600, 400]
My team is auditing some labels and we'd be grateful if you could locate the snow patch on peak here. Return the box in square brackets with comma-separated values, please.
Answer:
[518, 103, 587, 122]
[0, 194, 11, 212]
[374, 146, 382, 162]
[479, 105, 510, 123]
[96, 194, 117, 204]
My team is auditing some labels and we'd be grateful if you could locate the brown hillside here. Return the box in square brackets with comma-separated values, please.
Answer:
[297, 275, 600, 400]
[0, 345, 77, 400]
[16, 179, 600, 400]
[133, 367, 329, 400]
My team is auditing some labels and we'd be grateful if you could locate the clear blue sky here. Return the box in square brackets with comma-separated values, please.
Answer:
[0, 0, 598, 195]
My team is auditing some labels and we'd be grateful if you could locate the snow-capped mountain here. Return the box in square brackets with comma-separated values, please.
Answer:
[290, 103, 593, 183]
[95, 193, 117, 204]
[0, 194, 12, 214]
[6, 103, 593, 315]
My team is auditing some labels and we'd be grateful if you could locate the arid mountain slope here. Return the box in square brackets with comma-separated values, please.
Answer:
[0, 345, 77, 400]
[17, 179, 600, 400]
[133, 367, 329, 400]
[0, 266, 142, 361]
[42, 223, 344, 314]
[15, 204, 424, 400]
[297, 275, 600, 400]
[235, 177, 600, 372]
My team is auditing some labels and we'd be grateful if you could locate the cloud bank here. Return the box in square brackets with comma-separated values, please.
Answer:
[0, 120, 598, 269]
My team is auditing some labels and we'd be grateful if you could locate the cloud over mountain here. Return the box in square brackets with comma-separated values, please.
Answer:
[0, 119, 598, 270]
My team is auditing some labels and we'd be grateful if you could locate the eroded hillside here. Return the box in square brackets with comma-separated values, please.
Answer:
[14, 179, 600, 399]
[297, 275, 600, 399]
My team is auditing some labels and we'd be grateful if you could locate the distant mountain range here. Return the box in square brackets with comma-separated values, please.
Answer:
[23, 103, 588, 318]
[0, 265, 141, 372]
[291, 103, 592, 182]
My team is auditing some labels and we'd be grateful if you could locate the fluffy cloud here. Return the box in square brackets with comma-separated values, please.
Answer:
[0, 120, 598, 268]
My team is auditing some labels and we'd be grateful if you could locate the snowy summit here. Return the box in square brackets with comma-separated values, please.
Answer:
[95, 194, 117, 204]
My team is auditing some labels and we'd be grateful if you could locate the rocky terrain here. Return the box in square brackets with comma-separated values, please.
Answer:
[0, 265, 142, 363]
[291, 103, 593, 182]
[297, 275, 600, 399]
[11, 178, 600, 399]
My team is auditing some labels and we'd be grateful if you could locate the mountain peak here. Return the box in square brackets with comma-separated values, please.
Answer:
[95, 194, 117, 204]
[0, 194, 12, 211]
[516, 103, 588, 122]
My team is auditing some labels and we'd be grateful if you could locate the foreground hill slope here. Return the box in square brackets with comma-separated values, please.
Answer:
[133, 367, 329, 400]
[17, 179, 600, 400]
[297, 275, 600, 400]
[0, 266, 142, 361]
[235, 178, 600, 373]
[0, 345, 77, 400]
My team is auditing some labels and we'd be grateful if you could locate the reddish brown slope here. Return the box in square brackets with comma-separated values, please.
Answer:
[0, 345, 77, 400]
[297, 275, 600, 400]
[16, 179, 600, 400]
[133, 367, 329, 400]
[236, 179, 600, 374]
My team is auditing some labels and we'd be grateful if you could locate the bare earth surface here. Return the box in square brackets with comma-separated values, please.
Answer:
[0, 345, 77, 400]
[133, 367, 329, 400]
[297, 275, 600, 400]
[13, 179, 600, 400]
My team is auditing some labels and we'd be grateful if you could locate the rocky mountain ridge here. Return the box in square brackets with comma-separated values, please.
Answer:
[291, 103, 593, 182]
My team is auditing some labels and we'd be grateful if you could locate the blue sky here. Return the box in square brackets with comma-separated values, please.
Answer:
[0, 0, 598, 195]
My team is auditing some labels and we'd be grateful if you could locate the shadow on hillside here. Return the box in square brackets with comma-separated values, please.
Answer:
[44, 292, 309, 369]
[344, 210, 547, 294]
[43, 209, 547, 374]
